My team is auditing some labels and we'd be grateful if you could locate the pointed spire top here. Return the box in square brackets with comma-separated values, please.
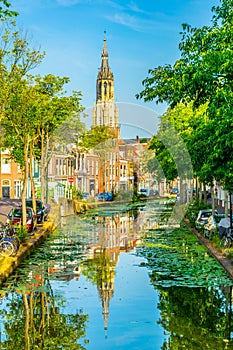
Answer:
[101, 31, 109, 72]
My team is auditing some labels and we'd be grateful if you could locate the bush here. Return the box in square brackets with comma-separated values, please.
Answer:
[114, 190, 134, 201]
[15, 225, 28, 243]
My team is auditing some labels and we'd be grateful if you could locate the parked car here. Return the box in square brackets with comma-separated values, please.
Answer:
[7, 206, 37, 233]
[138, 188, 150, 197]
[26, 199, 50, 224]
[82, 192, 89, 200]
[97, 192, 113, 201]
[195, 209, 218, 230]
[170, 188, 179, 195]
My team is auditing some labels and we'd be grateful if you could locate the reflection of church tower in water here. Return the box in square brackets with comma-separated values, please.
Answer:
[96, 248, 115, 334]
[92, 32, 120, 138]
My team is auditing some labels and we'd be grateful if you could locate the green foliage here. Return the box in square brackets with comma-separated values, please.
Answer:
[114, 189, 134, 201]
[78, 125, 116, 152]
[139, 137, 148, 143]
[149, 135, 178, 182]
[72, 187, 83, 200]
[0, 20, 84, 205]
[0, 1, 18, 18]
[134, 192, 147, 202]
[138, 225, 232, 287]
[148, 105, 195, 182]
[15, 225, 28, 242]
[137, 0, 233, 190]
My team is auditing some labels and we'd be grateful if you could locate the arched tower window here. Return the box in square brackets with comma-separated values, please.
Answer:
[109, 82, 112, 98]
[97, 81, 102, 100]
[104, 81, 107, 95]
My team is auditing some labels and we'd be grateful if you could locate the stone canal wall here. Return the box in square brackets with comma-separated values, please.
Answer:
[0, 221, 56, 285]
[0, 198, 99, 285]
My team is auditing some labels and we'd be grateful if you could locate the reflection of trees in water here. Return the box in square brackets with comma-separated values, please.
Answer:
[0, 265, 89, 350]
[138, 219, 233, 348]
[157, 286, 233, 349]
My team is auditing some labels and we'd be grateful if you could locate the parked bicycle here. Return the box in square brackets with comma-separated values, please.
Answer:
[0, 222, 20, 257]
[218, 218, 233, 248]
[219, 229, 233, 248]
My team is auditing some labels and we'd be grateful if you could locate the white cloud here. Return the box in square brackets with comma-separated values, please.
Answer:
[105, 11, 177, 34]
[105, 12, 141, 31]
[127, 1, 146, 14]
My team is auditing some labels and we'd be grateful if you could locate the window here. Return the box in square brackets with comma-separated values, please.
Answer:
[14, 180, 22, 198]
[104, 81, 107, 95]
[63, 160, 66, 175]
[56, 159, 59, 175]
[2, 158, 10, 174]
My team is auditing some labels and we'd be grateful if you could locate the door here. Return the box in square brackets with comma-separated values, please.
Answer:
[2, 186, 10, 198]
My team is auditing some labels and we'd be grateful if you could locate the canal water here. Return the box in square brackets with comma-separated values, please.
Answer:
[1, 199, 233, 350]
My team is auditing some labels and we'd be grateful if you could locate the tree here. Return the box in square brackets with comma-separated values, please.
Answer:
[0, 18, 45, 221]
[0, 20, 44, 224]
[78, 125, 116, 151]
[78, 126, 117, 194]
[0, 1, 18, 18]
[144, 103, 197, 202]
[137, 0, 233, 192]
[0, 19, 84, 223]
[0, 19, 45, 121]
[32, 74, 84, 203]
[2, 78, 42, 225]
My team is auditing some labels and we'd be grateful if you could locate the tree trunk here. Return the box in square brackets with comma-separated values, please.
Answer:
[211, 186, 215, 215]
[40, 128, 45, 202]
[198, 180, 203, 201]
[22, 141, 29, 226]
[203, 184, 207, 204]
[225, 191, 229, 217]
[29, 142, 36, 213]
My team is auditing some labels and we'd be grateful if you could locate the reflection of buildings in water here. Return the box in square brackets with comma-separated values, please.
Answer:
[46, 208, 151, 284]
[86, 209, 143, 255]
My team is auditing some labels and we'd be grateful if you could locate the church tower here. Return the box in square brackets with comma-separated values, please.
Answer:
[92, 33, 119, 135]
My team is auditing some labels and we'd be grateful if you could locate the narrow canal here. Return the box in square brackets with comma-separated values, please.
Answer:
[1, 199, 233, 350]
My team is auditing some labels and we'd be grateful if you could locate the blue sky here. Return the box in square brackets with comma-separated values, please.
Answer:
[10, 0, 220, 137]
